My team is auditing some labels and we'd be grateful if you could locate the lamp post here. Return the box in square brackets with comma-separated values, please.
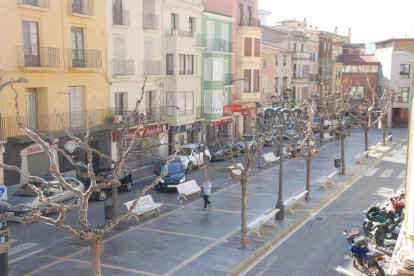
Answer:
[0, 77, 29, 92]
[275, 106, 302, 220]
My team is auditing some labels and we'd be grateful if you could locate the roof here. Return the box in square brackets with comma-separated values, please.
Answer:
[261, 42, 290, 53]
[343, 43, 365, 48]
[374, 38, 414, 45]
[338, 55, 380, 63]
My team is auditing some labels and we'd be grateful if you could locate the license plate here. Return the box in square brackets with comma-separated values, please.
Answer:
[377, 260, 385, 266]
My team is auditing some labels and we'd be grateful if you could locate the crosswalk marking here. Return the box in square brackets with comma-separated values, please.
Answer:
[9, 248, 45, 265]
[380, 169, 394, 178]
[364, 168, 379, 176]
[9, 242, 38, 256]
[397, 170, 406, 179]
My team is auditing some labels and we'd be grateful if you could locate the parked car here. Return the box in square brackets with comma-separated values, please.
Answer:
[80, 168, 133, 201]
[208, 139, 241, 160]
[175, 144, 211, 173]
[6, 176, 84, 216]
[154, 158, 186, 189]
[235, 135, 263, 152]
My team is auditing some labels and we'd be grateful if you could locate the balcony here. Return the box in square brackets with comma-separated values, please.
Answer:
[17, 0, 50, 9]
[113, 59, 134, 76]
[205, 39, 233, 53]
[113, 8, 129, 26]
[223, 74, 235, 85]
[143, 60, 161, 76]
[17, 46, 60, 68]
[143, 13, 158, 30]
[180, 0, 201, 5]
[196, 34, 205, 47]
[67, 0, 94, 16]
[0, 108, 111, 140]
[292, 52, 311, 60]
[67, 49, 102, 68]
[309, 74, 321, 82]
[238, 16, 260, 27]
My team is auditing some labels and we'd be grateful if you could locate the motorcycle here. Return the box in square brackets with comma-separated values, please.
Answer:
[386, 192, 405, 218]
[343, 228, 386, 276]
[363, 206, 396, 236]
[367, 218, 402, 255]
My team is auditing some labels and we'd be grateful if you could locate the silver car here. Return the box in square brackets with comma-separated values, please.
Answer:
[7, 177, 84, 216]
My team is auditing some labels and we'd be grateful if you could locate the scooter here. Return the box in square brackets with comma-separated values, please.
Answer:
[363, 205, 396, 236]
[343, 228, 386, 276]
[368, 219, 402, 255]
[386, 193, 405, 218]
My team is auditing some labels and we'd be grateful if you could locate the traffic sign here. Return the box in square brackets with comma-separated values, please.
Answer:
[137, 123, 145, 137]
[0, 186, 7, 200]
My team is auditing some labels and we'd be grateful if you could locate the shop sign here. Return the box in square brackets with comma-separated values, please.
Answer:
[242, 107, 257, 115]
[25, 143, 55, 156]
[223, 104, 243, 114]
[212, 117, 233, 126]
[113, 124, 166, 141]
[169, 121, 203, 134]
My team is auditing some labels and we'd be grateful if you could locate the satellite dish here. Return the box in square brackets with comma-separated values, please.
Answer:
[64, 141, 77, 153]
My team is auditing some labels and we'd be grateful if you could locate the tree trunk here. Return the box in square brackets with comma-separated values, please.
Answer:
[341, 135, 346, 175]
[90, 234, 103, 276]
[112, 183, 119, 220]
[305, 155, 312, 200]
[240, 177, 248, 249]
[382, 117, 386, 146]
[364, 127, 369, 152]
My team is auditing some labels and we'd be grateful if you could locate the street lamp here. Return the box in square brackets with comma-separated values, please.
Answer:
[0, 77, 29, 92]
[275, 106, 302, 220]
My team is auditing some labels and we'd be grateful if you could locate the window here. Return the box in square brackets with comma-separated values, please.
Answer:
[166, 92, 174, 116]
[204, 58, 212, 80]
[253, 70, 260, 92]
[254, 38, 260, 57]
[179, 54, 186, 74]
[166, 54, 173, 75]
[171, 13, 178, 31]
[350, 86, 364, 99]
[400, 64, 410, 79]
[283, 55, 287, 66]
[115, 92, 127, 118]
[238, 4, 243, 25]
[301, 44, 304, 52]
[187, 55, 194, 74]
[212, 58, 223, 81]
[248, 6, 252, 26]
[71, 27, 84, 67]
[282, 77, 287, 90]
[398, 87, 409, 102]
[189, 17, 196, 33]
[293, 64, 297, 78]
[293, 43, 297, 52]
[22, 21, 40, 67]
[178, 91, 194, 115]
[244, 38, 252, 56]
[25, 88, 38, 130]
[243, 70, 251, 92]
[146, 90, 157, 117]
[69, 86, 84, 127]
[275, 55, 278, 66]
[275, 77, 279, 93]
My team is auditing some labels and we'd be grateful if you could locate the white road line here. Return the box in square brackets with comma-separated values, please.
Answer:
[9, 248, 45, 264]
[9, 242, 38, 256]
[397, 170, 406, 179]
[380, 169, 394, 178]
[335, 266, 356, 276]
[364, 168, 379, 176]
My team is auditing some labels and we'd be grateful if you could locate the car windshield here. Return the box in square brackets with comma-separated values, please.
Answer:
[241, 135, 254, 142]
[178, 148, 192, 156]
[161, 161, 183, 174]
[13, 183, 41, 197]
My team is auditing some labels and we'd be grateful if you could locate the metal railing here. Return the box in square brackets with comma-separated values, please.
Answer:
[143, 13, 158, 30]
[67, 0, 94, 16]
[17, 46, 60, 68]
[67, 49, 102, 68]
[223, 74, 235, 85]
[113, 8, 129, 26]
[180, 0, 202, 5]
[196, 34, 205, 47]
[238, 16, 260, 27]
[0, 108, 111, 140]
[17, 0, 50, 9]
[143, 60, 161, 76]
[292, 52, 311, 60]
[113, 59, 134, 76]
[309, 74, 321, 82]
[178, 30, 194, 38]
[205, 39, 233, 52]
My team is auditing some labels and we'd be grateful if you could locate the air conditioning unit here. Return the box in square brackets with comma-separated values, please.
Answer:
[114, 115, 123, 123]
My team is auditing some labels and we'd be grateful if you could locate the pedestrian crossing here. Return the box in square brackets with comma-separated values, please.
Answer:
[364, 167, 406, 179]
[8, 239, 45, 264]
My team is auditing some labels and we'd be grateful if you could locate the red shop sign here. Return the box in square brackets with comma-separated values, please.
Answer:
[223, 104, 243, 114]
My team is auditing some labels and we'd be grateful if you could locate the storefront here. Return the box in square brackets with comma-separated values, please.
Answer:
[168, 121, 204, 154]
[224, 104, 257, 136]
[205, 117, 233, 142]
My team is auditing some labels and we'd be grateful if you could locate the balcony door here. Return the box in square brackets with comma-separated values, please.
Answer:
[71, 27, 84, 67]
[25, 89, 38, 130]
[113, 37, 126, 75]
[22, 21, 40, 67]
[72, 0, 83, 14]
[69, 86, 84, 127]
[206, 21, 214, 51]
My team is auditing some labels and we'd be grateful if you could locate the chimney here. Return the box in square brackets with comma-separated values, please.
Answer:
[335, 26, 338, 34]
[348, 27, 352, 42]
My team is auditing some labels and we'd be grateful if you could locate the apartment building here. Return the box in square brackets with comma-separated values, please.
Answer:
[163, 0, 203, 153]
[0, 0, 110, 186]
[375, 38, 414, 126]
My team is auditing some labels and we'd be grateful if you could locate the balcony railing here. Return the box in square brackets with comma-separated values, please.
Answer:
[113, 59, 134, 76]
[238, 16, 260, 27]
[67, 49, 102, 68]
[223, 74, 235, 85]
[309, 74, 321, 82]
[205, 39, 233, 52]
[143, 13, 158, 30]
[196, 34, 205, 47]
[17, 0, 50, 9]
[67, 0, 94, 16]
[17, 46, 60, 68]
[143, 60, 161, 76]
[0, 108, 111, 140]
[113, 8, 129, 26]
[178, 30, 194, 38]
[180, 0, 202, 5]
[292, 52, 311, 60]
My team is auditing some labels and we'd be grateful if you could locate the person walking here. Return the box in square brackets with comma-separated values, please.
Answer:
[202, 176, 212, 210]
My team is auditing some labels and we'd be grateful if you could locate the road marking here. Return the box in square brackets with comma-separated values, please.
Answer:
[397, 170, 406, 179]
[380, 169, 394, 178]
[364, 168, 379, 176]
[10, 239, 17, 244]
[9, 242, 38, 256]
[335, 266, 356, 276]
[9, 248, 45, 264]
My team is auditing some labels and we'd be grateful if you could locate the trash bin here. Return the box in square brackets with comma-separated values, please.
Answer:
[104, 204, 113, 222]
[334, 159, 341, 168]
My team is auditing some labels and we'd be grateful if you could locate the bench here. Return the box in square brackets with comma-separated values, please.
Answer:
[262, 152, 280, 167]
[355, 150, 369, 164]
[284, 189, 308, 213]
[282, 147, 292, 159]
[176, 179, 201, 200]
[227, 163, 244, 176]
[247, 208, 280, 237]
[124, 195, 162, 220]
[317, 171, 337, 189]
[322, 132, 334, 142]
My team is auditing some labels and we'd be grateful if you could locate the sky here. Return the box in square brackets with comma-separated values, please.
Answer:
[258, 0, 414, 51]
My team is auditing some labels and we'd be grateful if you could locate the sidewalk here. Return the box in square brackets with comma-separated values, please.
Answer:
[9, 132, 402, 276]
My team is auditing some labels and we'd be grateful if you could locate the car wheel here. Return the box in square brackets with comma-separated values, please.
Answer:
[155, 182, 163, 190]
[73, 196, 81, 205]
[186, 162, 193, 173]
[98, 190, 108, 201]
[33, 209, 45, 216]
[124, 182, 132, 192]
[250, 145, 256, 152]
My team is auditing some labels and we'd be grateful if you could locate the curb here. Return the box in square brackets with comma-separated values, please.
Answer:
[230, 141, 400, 276]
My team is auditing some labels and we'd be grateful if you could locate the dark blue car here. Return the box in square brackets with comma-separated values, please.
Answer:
[154, 158, 186, 189]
